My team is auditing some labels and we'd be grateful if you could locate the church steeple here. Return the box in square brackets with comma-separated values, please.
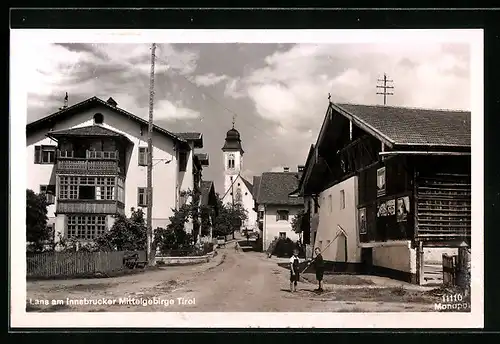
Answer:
[222, 117, 244, 154]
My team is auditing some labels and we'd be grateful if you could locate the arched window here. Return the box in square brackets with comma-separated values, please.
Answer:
[94, 113, 104, 124]
[228, 153, 235, 169]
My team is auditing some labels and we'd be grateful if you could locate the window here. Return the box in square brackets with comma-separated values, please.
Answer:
[40, 185, 56, 204]
[319, 241, 323, 250]
[137, 187, 150, 207]
[93, 113, 104, 124]
[34, 145, 56, 164]
[340, 190, 345, 209]
[228, 153, 235, 169]
[58, 176, 116, 201]
[67, 215, 106, 240]
[328, 194, 332, 213]
[258, 211, 264, 220]
[179, 151, 188, 172]
[138, 147, 148, 166]
[276, 210, 289, 221]
[279, 232, 286, 239]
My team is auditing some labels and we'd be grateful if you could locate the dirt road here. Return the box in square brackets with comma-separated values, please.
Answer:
[26, 246, 451, 313]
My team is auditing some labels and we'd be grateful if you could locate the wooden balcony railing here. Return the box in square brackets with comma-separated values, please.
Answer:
[56, 159, 120, 175]
[56, 200, 125, 214]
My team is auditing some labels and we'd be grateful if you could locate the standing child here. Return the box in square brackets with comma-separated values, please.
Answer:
[289, 248, 301, 292]
[312, 247, 325, 292]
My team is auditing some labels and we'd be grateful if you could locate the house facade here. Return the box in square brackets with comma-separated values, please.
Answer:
[298, 102, 471, 284]
[221, 125, 257, 232]
[253, 168, 304, 251]
[26, 96, 206, 246]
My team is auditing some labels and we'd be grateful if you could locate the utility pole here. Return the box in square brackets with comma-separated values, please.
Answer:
[376, 73, 394, 106]
[231, 174, 235, 240]
[147, 43, 156, 266]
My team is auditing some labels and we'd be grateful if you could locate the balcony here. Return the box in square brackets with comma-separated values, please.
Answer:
[56, 150, 121, 175]
[56, 199, 125, 215]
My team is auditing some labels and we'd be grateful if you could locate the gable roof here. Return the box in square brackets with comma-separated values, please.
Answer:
[240, 177, 253, 196]
[175, 132, 204, 148]
[252, 176, 261, 200]
[200, 180, 216, 206]
[332, 103, 471, 148]
[47, 125, 124, 138]
[26, 96, 192, 146]
[255, 172, 304, 206]
[194, 153, 209, 166]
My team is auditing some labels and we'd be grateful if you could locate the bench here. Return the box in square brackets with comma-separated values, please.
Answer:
[123, 253, 148, 269]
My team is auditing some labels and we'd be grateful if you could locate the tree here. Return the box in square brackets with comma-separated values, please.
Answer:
[26, 189, 51, 252]
[94, 208, 147, 251]
[291, 209, 306, 244]
[153, 203, 193, 254]
[212, 195, 248, 238]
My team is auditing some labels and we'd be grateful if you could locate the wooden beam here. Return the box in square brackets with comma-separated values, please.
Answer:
[380, 151, 471, 157]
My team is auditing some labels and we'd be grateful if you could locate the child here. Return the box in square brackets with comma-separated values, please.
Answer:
[312, 247, 325, 292]
[289, 248, 301, 292]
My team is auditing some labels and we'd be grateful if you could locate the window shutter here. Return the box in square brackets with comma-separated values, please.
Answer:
[276, 212, 279, 221]
[34, 146, 41, 164]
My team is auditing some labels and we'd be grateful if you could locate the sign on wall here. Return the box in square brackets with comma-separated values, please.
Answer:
[397, 196, 410, 222]
[377, 167, 386, 197]
[386, 199, 396, 216]
[358, 208, 367, 234]
[377, 201, 388, 217]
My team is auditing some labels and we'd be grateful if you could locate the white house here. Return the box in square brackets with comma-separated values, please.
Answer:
[253, 168, 304, 252]
[26, 96, 207, 245]
[221, 124, 257, 232]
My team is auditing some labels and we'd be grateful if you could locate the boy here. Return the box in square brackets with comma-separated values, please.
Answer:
[312, 247, 325, 292]
[289, 248, 301, 292]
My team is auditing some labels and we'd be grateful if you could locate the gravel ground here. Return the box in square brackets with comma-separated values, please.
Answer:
[26, 245, 465, 313]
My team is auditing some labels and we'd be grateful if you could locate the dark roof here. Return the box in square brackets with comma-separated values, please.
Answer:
[252, 176, 261, 200]
[194, 153, 209, 166]
[26, 96, 189, 146]
[47, 125, 124, 138]
[240, 177, 253, 195]
[333, 103, 471, 148]
[255, 172, 304, 206]
[200, 180, 215, 206]
[175, 132, 204, 148]
[222, 126, 244, 153]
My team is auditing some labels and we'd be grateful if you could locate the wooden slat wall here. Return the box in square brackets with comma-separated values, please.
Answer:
[26, 250, 147, 278]
[57, 201, 119, 214]
[416, 174, 471, 238]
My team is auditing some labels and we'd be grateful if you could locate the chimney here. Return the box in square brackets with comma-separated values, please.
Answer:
[298, 165, 305, 173]
[283, 166, 290, 172]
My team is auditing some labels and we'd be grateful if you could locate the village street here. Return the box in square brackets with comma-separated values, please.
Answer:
[26, 240, 448, 313]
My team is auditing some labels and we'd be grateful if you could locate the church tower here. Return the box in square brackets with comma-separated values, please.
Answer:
[222, 119, 244, 204]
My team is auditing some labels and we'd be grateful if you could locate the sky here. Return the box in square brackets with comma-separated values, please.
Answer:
[26, 42, 471, 193]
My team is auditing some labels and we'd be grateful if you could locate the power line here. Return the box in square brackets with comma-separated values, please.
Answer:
[376, 73, 394, 106]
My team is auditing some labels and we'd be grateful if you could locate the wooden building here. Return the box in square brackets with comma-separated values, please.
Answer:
[298, 102, 471, 284]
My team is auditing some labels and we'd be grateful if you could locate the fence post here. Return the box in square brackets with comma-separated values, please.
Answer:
[456, 244, 471, 296]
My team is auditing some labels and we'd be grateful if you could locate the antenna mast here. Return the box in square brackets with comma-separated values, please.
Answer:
[376, 73, 394, 106]
[146, 43, 156, 266]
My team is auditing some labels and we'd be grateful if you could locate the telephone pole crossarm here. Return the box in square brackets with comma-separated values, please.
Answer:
[376, 73, 394, 106]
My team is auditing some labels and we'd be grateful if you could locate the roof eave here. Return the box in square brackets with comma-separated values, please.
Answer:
[331, 103, 396, 148]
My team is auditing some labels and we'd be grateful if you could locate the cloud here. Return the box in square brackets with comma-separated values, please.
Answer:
[224, 43, 471, 137]
[155, 99, 201, 120]
[194, 73, 228, 87]
[27, 43, 201, 123]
